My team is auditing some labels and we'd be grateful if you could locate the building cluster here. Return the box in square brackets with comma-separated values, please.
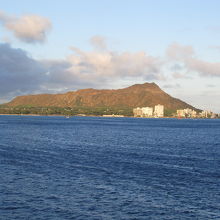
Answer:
[176, 108, 217, 118]
[133, 104, 164, 118]
[133, 105, 219, 118]
[177, 108, 197, 118]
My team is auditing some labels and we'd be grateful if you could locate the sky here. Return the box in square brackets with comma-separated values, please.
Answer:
[0, 0, 220, 112]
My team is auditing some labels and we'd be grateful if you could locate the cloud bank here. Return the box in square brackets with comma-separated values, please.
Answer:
[65, 45, 163, 82]
[0, 11, 51, 43]
[44, 50, 163, 90]
[0, 43, 46, 97]
[167, 43, 220, 77]
[0, 39, 220, 104]
[0, 40, 163, 101]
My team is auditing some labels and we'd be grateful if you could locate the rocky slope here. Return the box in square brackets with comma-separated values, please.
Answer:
[7, 82, 195, 110]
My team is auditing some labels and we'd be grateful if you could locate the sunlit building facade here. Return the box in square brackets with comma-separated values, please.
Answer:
[154, 104, 164, 117]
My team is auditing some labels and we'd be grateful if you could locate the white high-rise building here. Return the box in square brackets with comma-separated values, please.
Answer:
[133, 105, 164, 117]
[154, 104, 164, 117]
[142, 107, 153, 117]
[133, 107, 153, 117]
[133, 107, 143, 117]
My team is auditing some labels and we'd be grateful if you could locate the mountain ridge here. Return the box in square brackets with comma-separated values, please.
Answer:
[6, 82, 196, 111]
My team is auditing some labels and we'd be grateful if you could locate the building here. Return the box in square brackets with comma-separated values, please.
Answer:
[177, 109, 185, 117]
[200, 110, 212, 118]
[184, 108, 192, 115]
[133, 107, 143, 117]
[133, 107, 153, 117]
[133, 105, 164, 118]
[142, 107, 153, 117]
[154, 104, 164, 117]
[176, 108, 197, 118]
[191, 110, 197, 118]
[211, 113, 217, 119]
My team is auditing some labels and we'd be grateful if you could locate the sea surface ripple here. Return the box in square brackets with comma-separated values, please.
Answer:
[0, 116, 220, 219]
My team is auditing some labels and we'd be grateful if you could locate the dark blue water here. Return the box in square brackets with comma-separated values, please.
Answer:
[0, 116, 220, 220]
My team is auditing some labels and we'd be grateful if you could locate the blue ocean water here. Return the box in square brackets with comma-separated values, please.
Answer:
[0, 116, 220, 220]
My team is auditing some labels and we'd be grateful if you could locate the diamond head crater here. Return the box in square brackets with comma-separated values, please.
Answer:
[0, 82, 201, 117]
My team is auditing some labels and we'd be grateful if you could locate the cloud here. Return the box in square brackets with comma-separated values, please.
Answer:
[209, 45, 220, 51]
[1, 39, 219, 104]
[67, 45, 163, 83]
[0, 10, 51, 43]
[1, 36, 11, 43]
[185, 58, 220, 77]
[163, 83, 181, 89]
[167, 43, 220, 77]
[187, 92, 220, 113]
[0, 43, 47, 97]
[90, 35, 107, 50]
[42, 40, 164, 89]
[206, 84, 216, 88]
[166, 43, 194, 60]
[170, 64, 184, 71]
[172, 72, 190, 79]
[170, 64, 192, 79]
[0, 40, 165, 102]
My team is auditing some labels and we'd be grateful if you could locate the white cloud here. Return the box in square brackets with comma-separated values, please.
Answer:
[167, 43, 220, 77]
[0, 40, 164, 102]
[65, 46, 163, 84]
[0, 10, 51, 43]
[90, 35, 107, 50]
[42, 38, 164, 90]
[1, 39, 220, 110]
[166, 43, 194, 60]
[163, 83, 181, 89]
[186, 58, 220, 77]
[172, 72, 191, 79]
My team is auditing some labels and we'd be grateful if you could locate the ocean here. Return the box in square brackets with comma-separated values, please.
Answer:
[0, 115, 220, 219]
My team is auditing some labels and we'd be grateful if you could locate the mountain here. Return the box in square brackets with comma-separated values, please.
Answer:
[6, 82, 195, 110]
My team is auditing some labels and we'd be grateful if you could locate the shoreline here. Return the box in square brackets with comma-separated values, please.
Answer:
[0, 114, 219, 119]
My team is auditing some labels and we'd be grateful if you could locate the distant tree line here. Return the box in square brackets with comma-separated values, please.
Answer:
[0, 105, 199, 117]
[0, 105, 134, 116]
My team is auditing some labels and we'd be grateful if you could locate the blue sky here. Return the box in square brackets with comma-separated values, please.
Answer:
[0, 0, 220, 112]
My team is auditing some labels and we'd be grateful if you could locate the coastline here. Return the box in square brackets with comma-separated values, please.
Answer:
[0, 113, 219, 119]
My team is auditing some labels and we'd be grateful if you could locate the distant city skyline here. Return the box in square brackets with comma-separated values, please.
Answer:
[0, 0, 220, 112]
